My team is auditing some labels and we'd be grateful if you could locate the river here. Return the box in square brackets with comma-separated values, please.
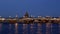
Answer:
[0, 23, 60, 34]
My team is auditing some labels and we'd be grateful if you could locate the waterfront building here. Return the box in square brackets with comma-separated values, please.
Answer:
[23, 11, 29, 18]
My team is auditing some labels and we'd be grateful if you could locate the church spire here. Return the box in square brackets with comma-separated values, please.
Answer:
[24, 11, 29, 18]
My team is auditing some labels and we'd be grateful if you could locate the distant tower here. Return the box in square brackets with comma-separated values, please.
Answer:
[9, 16, 11, 18]
[23, 11, 29, 18]
[15, 14, 18, 18]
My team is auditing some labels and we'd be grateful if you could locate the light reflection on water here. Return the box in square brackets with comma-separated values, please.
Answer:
[0, 23, 2, 34]
[37, 23, 42, 34]
[0, 23, 60, 34]
[30, 24, 34, 34]
[23, 24, 28, 34]
[9, 24, 11, 34]
[46, 23, 51, 34]
[15, 23, 18, 34]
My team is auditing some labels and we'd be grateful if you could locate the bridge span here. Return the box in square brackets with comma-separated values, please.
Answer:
[0, 17, 60, 24]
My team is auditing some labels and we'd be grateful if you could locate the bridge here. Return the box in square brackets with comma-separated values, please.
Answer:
[0, 17, 60, 24]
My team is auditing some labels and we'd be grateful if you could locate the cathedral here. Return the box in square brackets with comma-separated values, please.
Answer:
[23, 11, 29, 18]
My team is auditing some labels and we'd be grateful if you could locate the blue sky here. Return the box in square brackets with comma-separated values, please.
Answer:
[0, 0, 60, 17]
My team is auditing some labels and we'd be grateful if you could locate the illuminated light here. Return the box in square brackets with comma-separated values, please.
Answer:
[23, 16, 25, 18]
[46, 16, 50, 17]
[53, 18, 56, 19]
[9, 16, 11, 18]
[38, 16, 42, 18]
[1, 18, 5, 20]
[0, 16, 2, 17]
[13, 19, 16, 20]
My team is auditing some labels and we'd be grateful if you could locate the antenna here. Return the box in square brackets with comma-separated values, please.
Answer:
[16, 9, 18, 18]
[16, 14, 18, 18]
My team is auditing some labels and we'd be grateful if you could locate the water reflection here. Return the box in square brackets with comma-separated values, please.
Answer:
[30, 24, 34, 34]
[51, 23, 59, 34]
[15, 23, 18, 34]
[0, 23, 60, 34]
[2, 24, 9, 34]
[41, 23, 46, 34]
[37, 23, 42, 34]
[9, 24, 11, 34]
[0, 23, 2, 34]
[59, 23, 60, 34]
[46, 23, 51, 34]
[18, 24, 23, 34]
[23, 24, 28, 34]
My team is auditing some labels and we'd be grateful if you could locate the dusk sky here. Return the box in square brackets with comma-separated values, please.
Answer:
[0, 0, 60, 17]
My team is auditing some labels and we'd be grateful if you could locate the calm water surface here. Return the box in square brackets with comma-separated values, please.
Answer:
[0, 23, 60, 34]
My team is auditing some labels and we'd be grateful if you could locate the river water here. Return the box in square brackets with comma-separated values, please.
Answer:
[0, 23, 60, 34]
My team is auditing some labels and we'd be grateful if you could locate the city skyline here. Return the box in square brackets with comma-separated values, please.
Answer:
[0, 0, 60, 34]
[0, 11, 60, 18]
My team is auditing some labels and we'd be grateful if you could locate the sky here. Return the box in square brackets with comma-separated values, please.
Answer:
[0, 0, 60, 17]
